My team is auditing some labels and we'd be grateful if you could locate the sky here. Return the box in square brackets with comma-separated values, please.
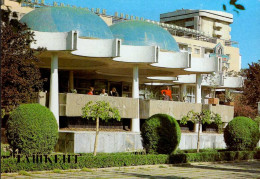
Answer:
[45, 0, 260, 69]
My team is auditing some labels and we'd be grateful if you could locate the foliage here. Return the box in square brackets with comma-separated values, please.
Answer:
[1, 153, 169, 173]
[234, 95, 258, 119]
[170, 149, 260, 164]
[1, 143, 11, 157]
[225, 89, 235, 102]
[224, 117, 260, 151]
[181, 110, 222, 152]
[1, 9, 44, 112]
[1, 108, 5, 119]
[141, 114, 181, 154]
[6, 104, 58, 155]
[203, 73, 220, 97]
[254, 116, 260, 125]
[82, 101, 121, 156]
[223, 0, 245, 14]
[2, 149, 260, 173]
[181, 110, 222, 126]
[82, 101, 120, 122]
[242, 60, 260, 111]
[70, 89, 77, 93]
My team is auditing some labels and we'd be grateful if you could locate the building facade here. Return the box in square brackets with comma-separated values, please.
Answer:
[1, 1, 245, 152]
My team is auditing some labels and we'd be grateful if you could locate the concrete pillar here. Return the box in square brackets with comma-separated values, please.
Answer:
[194, 122, 202, 133]
[69, 71, 74, 91]
[181, 84, 187, 102]
[196, 74, 202, 104]
[131, 65, 140, 133]
[49, 53, 59, 128]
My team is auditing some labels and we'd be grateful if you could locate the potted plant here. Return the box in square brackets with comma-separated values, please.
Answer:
[224, 89, 235, 106]
[204, 73, 220, 105]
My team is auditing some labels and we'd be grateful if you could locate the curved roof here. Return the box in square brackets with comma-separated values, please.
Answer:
[110, 21, 179, 52]
[20, 7, 113, 39]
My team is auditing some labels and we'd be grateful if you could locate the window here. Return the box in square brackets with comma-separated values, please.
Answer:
[187, 86, 195, 103]
[194, 48, 200, 54]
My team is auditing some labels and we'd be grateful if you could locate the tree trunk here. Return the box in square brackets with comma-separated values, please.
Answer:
[93, 117, 99, 156]
[197, 121, 201, 153]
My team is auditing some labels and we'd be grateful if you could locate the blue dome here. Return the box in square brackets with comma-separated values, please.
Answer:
[20, 7, 113, 39]
[110, 21, 179, 52]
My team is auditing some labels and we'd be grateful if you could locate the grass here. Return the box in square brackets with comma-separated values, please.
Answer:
[159, 165, 167, 168]
[81, 168, 93, 172]
[18, 170, 31, 176]
[66, 169, 79, 173]
[52, 169, 64, 174]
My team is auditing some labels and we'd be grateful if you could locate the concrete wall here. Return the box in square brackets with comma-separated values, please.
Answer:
[203, 104, 234, 123]
[179, 133, 226, 149]
[39, 93, 234, 122]
[55, 131, 227, 153]
[140, 100, 202, 120]
[56, 131, 143, 153]
[65, 93, 139, 118]
[140, 99, 234, 122]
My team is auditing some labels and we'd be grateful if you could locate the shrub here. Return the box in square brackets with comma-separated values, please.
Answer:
[224, 116, 260, 151]
[6, 103, 58, 155]
[1, 150, 260, 173]
[1, 153, 169, 173]
[141, 113, 181, 154]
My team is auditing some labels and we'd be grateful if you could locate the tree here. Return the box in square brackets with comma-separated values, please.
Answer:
[1, 9, 44, 112]
[1, 109, 5, 119]
[82, 101, 121, 156]
[223, 0, 245, 14]
[234, 95, 257, 119]
[242, 60, 260, 111]
[180, 110, 222, 153]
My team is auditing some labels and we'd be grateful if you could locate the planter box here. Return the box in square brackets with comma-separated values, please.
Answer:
[208, 98, 219, 105]
[224, 102, 235, 106]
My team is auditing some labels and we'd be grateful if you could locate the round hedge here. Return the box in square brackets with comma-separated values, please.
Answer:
[224, 116, 260, 151]
[6, 103, 58, 154]
[141, 113, 181, 154]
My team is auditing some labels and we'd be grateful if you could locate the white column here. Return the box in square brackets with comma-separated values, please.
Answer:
[181, 84, 187, 102]
[69, 71, 74, 92]
[196, 74, 202, 104]
[49, 53, 59, 128]
[131, 65, 140, 132]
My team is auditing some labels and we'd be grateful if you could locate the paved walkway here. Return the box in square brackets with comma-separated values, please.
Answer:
[2, 160, 260, 178]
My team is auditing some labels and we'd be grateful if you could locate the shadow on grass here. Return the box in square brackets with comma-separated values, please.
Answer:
[114, 171, 188, 179]
[174, 161, 260, 175]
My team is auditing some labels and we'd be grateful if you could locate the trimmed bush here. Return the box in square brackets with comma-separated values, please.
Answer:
[1, 153, 169, 173]
[1, 150, 260, 173]
[141, 113, 181, 154]
[6, 103, 58, 155]
[224, 116, 260, 151]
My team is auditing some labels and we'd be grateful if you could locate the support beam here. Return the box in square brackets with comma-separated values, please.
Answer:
[131, 65, 140, 133]
[196, 74, 202, 104]
[69, 71, 74, 92]
[181, 84, 187, 102]
[49, 53, 59, 128]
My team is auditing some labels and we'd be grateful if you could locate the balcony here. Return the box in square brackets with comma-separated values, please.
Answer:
[39, 92, 234, 123]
